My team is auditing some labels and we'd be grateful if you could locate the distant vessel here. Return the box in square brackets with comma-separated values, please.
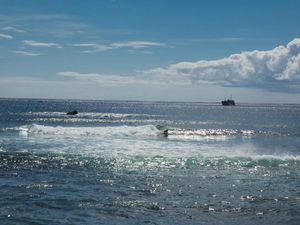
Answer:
[66, 110, 78, 115]
[222, 99, 235, 106]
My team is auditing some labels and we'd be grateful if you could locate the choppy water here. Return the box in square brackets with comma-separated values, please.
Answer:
[0, 98, 300, 224]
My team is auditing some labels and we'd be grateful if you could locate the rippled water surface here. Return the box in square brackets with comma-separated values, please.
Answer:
[0, 99, 300, 224]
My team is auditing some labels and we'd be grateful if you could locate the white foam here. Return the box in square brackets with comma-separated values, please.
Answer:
[166, 128, 255, 138]
[4, 123, 299, 162]
[16, 124, 163, 137]
[245, 154, 300, 161]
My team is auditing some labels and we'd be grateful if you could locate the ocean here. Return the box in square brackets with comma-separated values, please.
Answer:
[0, 98, 299, 225]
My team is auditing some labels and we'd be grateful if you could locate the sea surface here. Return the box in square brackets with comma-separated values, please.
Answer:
[0, 98, 299, 225]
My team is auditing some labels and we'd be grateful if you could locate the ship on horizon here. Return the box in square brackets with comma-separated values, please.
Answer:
[221, 98, 235, 106]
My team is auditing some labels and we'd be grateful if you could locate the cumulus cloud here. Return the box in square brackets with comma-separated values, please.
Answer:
[60, 39, 300, 93]
[143, 38, 300, 91]
[0, 33, 13, 39]
[14, 50, 41, 57]
[23, 40, 62, 48]
[72, 41, 167, 53]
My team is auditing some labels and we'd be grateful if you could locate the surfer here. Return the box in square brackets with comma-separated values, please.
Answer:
[163, 129, 168, 137]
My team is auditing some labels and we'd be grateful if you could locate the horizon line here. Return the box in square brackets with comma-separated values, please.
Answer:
[0, 96, 299, 105]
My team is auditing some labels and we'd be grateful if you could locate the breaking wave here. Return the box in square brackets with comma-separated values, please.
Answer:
[5, 124, 163, 137]
[166, 128, 255, 136]
[2, 124, 283, 138]
[164, 128, 284, 138]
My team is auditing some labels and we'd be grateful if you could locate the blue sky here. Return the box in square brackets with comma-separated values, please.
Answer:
[1, 0, 300, 103]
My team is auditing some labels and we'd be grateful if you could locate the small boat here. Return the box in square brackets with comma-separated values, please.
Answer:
[66, 110, 78, 115]
[222, 99, 235, 106]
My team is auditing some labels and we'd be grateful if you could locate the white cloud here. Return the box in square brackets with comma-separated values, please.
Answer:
[72, 41, 167, 53]
[110, 41, 167, 49]
[71, 43, 111, 53]
[14, 50, 41, 57]
[0, 14, 94, 38]
[57, 70, 188, 87]
[143, 38, 300, 91]
[2, 26, 25, 33]
[58, 39, 300, 93]
[0, 33, 13, 39]
[2, 75, 299, 103]
[58, 71, 146, 86]
[23, 40, 62, 48]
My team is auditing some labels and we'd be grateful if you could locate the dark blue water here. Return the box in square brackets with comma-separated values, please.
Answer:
[0, 98, 300, 224]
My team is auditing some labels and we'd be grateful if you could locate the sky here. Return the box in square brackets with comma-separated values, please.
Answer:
[1, 0, 300, 103]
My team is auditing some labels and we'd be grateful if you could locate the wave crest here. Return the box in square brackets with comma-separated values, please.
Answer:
[3, 124, 283, 138]
[11, 124, 163, 137]
[166, 128, 255, 137]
